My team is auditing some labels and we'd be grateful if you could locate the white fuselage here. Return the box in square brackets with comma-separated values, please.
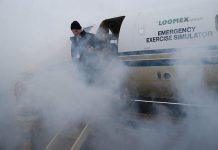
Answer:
[91, 2, 218, 99]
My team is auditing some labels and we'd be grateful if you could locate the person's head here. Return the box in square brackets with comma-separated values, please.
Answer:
[71, 21, 82, 36]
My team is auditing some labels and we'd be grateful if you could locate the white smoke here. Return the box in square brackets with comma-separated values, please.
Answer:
[0, 0, 129, 149]
[85, 46, 218, 150]
[170, 48, 218, 150]
[1, 0, 218, 149]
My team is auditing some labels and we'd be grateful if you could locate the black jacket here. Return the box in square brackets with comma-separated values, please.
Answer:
[70, 30, 97, 60]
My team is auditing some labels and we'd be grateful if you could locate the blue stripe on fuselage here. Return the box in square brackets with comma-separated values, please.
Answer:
[123, 57, 218, 67]
[118, 46, 218, 56]
[119, 46, 218, 66]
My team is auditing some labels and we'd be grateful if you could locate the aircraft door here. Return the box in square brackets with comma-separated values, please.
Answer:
[96, 16, 125, 54]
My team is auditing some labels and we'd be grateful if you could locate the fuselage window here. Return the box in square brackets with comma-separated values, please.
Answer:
[216, 15, 218, 31]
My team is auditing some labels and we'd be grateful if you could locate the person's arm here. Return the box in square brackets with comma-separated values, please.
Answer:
[14, 81, 25, 103]
[71, 42, 76, 58]
[70, 37, 75, 58]
[70, 37, 81, 61]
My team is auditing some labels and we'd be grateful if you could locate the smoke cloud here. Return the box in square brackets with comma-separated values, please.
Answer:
[1, 0, 218, 150]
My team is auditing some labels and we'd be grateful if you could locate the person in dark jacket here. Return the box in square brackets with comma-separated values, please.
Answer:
[70, 21, 97, 61]
[70, 21, 99, 83]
